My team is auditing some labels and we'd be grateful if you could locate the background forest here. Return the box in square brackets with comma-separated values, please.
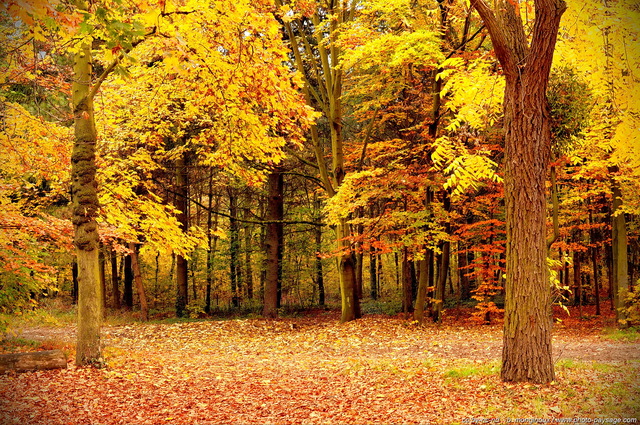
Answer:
[1, 0, 639, 337]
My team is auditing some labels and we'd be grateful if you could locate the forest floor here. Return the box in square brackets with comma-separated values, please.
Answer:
[1, 305, 639, 425]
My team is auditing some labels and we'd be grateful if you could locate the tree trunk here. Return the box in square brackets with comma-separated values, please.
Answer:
[610, 175, 629, 325]
[99, 247, 106, 316]
[71, 15, 102, 365]
[471, 0, 565, 383]
[123, 252, 133, 309]
[459, 245, 471, 301]
[589, 210, 601, 316]
[315, 221, 325, 306]
[128, 243, 148, 321]
[0, 350, 67, 373]
[244, 201, 254, 300]
[401, 248, 414, 314]
[110, 250, 120, 310]
[414, 249, 433, 324]
[175, 151, 189, 317]
[263, 171, 284, 318]
[369, 248, 378, 300]
[433, 241, 450, 323]
[228, 188, 241, 307]
[205, 182, 219, 315]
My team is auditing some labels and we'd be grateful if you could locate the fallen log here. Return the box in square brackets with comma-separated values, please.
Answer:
[0, 350, 67, 373]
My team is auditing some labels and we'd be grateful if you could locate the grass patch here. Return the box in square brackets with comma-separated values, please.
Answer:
[602, 326, 640, 342]
[443, 360, 500, 378]
[556, 358, 615, 373]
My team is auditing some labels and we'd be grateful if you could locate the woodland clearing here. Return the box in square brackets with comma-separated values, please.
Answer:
[0, 306, 638, 425]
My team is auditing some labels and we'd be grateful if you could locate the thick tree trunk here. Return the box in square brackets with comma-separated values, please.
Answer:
[338, 220, 361, 322]
[263, 171, 284, 318]
[128, 243, 148, 321]
[175, 152, 189, 317]
[0, 350, 67, 373]
[72, 19, 102, 366]
[471, 0, 565, 384]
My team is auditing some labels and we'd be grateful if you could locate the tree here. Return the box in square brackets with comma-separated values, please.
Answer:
[470, 0, 566, 383]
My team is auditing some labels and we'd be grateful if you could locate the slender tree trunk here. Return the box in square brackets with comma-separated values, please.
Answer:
[610, 175, 629, 325]
[263, 171, 284, 318]
[110, 250, 120, 310]
[228, 188, 241, 307]
[589, 210, 601, 316]
[205, 181, 219, 315]
[401, 248, 413, 314]
[128, 243, 148, 321]
[99, 247, 106, 316]
[414, 249, 433, 324]
[71, 10, 102, 364]
[123, 252, 133, 309]
[175, 150, 189, 317]
[244, 203, 254, 300]
[315, 222, 325, 306]
[370, 248, 378, 300]
[471, 0, 565, 383]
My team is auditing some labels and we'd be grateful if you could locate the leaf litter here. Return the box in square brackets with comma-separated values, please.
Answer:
[1, 308, 638, 424]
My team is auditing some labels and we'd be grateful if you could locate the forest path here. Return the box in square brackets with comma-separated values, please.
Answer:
[13, 307, 640, 363]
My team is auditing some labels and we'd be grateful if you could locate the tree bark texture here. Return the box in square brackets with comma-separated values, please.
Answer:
[471, 0, 566, 383]
[71, 15, 102, 366]
[263, 171, 284, 318]
[0, 350, 67, 373]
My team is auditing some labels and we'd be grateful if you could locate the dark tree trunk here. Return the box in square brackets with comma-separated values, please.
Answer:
[123, 253, 133, 309]
[110, 250, 120, 310]
[401, 248, 414, 314]
[459, 245, 471, 301]
[369, 248, 378, 300]
[175, 151, 189, 318]
[228, 188, 240, 308]
[589, 210, 601, 316]
[471, 0, 565, 383]
[263, 171, 284, 318]
[315, 223, 325, 306]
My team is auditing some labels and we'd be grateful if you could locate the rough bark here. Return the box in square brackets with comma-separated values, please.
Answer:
[0, 350, 67, 374]
[72, 14, 102, 365]
[471, 0, 566, 383]
[263, 171, 284, 318]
